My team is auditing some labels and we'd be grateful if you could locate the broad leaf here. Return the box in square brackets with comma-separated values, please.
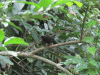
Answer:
[0, 29, 5, 42]
[0, 55, 13, 65]
[87, 47, 97, 55]
[4, 37, 29, 46]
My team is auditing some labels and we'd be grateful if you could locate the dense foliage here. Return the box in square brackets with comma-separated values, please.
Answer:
[0, 0, 100, 75]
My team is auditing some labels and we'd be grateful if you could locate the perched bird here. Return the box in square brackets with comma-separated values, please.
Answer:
[41, 36, 56, 44]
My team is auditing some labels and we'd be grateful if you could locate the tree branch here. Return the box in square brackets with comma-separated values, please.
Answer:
[0, 40, 81, 75]
[0, 52, 72, 75]
[80, 5, 89, 41]
[29, 40, 80, 54]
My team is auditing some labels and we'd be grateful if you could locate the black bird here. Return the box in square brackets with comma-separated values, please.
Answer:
[41, 36, 56, 44]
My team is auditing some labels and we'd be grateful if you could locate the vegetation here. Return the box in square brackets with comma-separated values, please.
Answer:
[0, 0, 100, 75]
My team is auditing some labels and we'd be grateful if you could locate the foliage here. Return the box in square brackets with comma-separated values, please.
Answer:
[0, 0, 100, 75]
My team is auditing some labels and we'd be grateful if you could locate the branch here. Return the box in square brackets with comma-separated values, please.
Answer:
[0, 52, 72, 75]
[29, 40, 80, 54]
[0, 40, 80, 75]
[80, 5, 89, 41]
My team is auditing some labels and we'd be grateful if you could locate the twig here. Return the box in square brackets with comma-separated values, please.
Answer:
[80, 5, 89, 41]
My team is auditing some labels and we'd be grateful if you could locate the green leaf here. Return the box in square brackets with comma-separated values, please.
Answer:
[58, 73, 67, 75]
[0, 44, 7, 51]
[75, 62, 88, 72]
[8, 22, 22, 31]
[66, 2, 73, 6]
[0, 55, 13, 65]
[97, 43, 100, 47]
[82, 37, 94, 43]
[0, 29, 5, 42]
[0, 3, 3, 8]
[34, 0, 53, 11]
[31, 14, 48, 20]
[52, 0, 71, 8]
[4, 37, 29, 46]
[32, 31, 40, 42]
[88, 68, 99, 75]
[17, 1, 40, 10]
[64, 55, 84, 65]
[89, 58, 98, 67]
[89, 20, 96, 26]
[74, 1, 83, 8]
[59, 33, 68, 39]
[87, 47, 97, 55]
[94, 30, 100, 36]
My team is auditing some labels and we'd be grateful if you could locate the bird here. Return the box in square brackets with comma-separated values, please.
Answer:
[41, 36, 56, 44]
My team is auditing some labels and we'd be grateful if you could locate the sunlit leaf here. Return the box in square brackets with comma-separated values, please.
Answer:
[4, 37, 29, 46]
[0, 44, 7, 51]
[34, 0, 53, 11]
[74, 1, 83, 8]
[0, 3, 3, 8]
[87, 47, 97, 55]
[66, 2, 73, 6]
[0, 29, 5, 42]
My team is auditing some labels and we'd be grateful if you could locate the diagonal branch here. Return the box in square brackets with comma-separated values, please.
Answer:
[0, 52, 72, 75]
[18, 54, 73, 75]
[29, 40, 80, 54]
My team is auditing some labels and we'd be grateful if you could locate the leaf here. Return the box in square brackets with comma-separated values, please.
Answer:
[34, 0, 53, 11]
[0, 55, 13, 65]
[1, 21, 9, 27]
[38, 7, 43, 12]
[12, 0, 26, 14]
[0, 29, 5, 42]
[52, 0, 71, 8]
[75, 62, 88, 72]
[44, 23, 48, 30]
[74, 1, 83, 8]
[0, 3, 3, 8]
[88, 68, 99, 75]
[89, 20, 96, 26]
[58, 73, 67, 75]
[31, 14, 48, 20]
[82, 37, 94, 43]
[27, 58, 34, 63]
[89, 58, 98, 67]
[0, 44, 7, 51]
[4, 37, 29, 46]
[87, 47, 97, 55]
[17, 1, 40, 10]
[64, 55, 84, 65]
[8, 22, 22, 31]
[66, 2, 73, 6]
[59, 33, 68, 39]
[94, 31, 100, 36]
[32, 31, 40, 42]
